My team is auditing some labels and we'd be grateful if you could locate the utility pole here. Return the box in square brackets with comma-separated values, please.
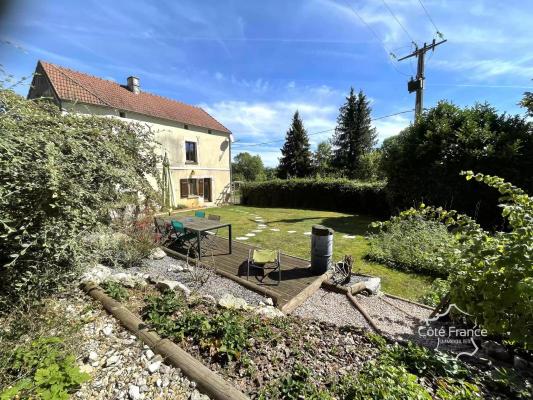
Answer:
[398, 38, 446, 118]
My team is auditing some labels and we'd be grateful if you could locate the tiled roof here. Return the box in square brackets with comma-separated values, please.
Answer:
[38, 60, 231, 134]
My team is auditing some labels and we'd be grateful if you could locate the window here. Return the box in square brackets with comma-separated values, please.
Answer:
[208, 129, 212, 134]
[119, 111, 126, 118]
[185, 141, 197, 163]
[184, 124, 189, 130]
[180, 178, 208, 199]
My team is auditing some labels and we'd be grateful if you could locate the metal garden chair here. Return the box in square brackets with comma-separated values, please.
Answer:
[247, 248, 281, 286]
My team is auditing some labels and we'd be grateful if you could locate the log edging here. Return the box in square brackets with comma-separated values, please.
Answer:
[81, 282, 250, 400]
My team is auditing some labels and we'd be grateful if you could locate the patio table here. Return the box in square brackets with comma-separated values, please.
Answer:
[172, 216, 232, 259]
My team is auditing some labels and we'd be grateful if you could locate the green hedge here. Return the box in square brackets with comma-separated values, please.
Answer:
[240, 179, 388, 216]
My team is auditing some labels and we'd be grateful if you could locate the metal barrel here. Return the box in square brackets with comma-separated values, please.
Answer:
[310, 225, 334, 274]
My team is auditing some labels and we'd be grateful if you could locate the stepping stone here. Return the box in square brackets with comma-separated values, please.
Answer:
[258, 224, 267, 228]
[252, 230, 263, 233]
[236, 236, 249, 241]
[270, 228, 280, 232]
[303, 232, 312, 236]
[343, 234, 356, 239]
[245, 233, 256, 237]
[287, 230, 297, 234]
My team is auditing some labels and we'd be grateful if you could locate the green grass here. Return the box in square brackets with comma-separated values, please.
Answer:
[172, 205, 433, 301]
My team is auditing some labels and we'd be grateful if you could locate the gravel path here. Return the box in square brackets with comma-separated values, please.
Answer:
[129, 256, 268, 306]
[293, 289, 371, 329]
[58, 290, 208, 400]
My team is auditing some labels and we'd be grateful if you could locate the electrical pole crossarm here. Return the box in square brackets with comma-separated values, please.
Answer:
[398, 39, 447, 60]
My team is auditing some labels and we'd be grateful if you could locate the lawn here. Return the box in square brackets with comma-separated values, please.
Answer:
[174, 205, 433, 301]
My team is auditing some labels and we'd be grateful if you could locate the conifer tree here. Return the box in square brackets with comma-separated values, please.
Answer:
[332, 88, 377, 177]
[278, 111, 313, 178]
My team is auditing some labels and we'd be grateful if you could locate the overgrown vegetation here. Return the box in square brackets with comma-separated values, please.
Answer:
[367, 217, 458, 276]
[0, 89, 160, 311]
[391, 172, 533, 348]
[241, 179, 387, 216]
[101, 281, 130, 302]
[142, 292, 271, 362]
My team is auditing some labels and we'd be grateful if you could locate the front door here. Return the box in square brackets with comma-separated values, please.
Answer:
[203, 178, 212, 202]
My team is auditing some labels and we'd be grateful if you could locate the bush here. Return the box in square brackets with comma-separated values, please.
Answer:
[240, 178, 388, 216]
[394, 172, 533, 348]
[420, 278, 450, 307]
[0, 90, 159, 311]
[381, 100, 532, 228]
[367, 216, 459, 276]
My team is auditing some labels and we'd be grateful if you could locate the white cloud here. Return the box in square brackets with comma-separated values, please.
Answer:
[432, 56, 533, 80]
[373, 114, 411, 143]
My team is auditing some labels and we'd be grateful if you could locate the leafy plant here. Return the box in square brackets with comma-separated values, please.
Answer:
[0, 337, 90, 400]
[420, 278, 450, 306]
[0, 89, 160, 311]
[484, 367, 533, 399]
[368, 217, 459, 276]
[101, 281, 129, 302]
[392, 172, 532, 347]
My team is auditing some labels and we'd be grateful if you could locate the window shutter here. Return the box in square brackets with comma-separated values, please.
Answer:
[180, 179, 188, 198]
[198, 179, 204, 197]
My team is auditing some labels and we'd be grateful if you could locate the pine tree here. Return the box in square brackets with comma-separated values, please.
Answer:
[278, 111, 313, 178]
[332, 88, 377, 177]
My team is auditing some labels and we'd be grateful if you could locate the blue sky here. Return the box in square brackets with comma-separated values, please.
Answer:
[1, 0, 532, 166]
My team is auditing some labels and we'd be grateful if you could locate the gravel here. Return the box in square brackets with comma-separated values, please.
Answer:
[128, 256, 268, 306]
[293, 289, 371, 329]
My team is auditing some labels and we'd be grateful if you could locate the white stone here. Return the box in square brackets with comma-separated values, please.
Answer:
[265, 297, 274, 306]
[156, 378, 162, 387]
[218, 293, 250, 310]
[342, 234, 356, 239]
[148, 247, 167, 260]
[245, 233, 256, 237]
[147, 360, 161, 373]
[257, 224, 267, 228]
[363, 277, 381, 295]
[145, 349, 155, 360]
[79, 364, 94, 374]
[81, 264, 112, 284]
[189, 390, 210, 400]
[88, 351, 98, 361]
[252, 230, 263, 233]
[270, 228, 280, 232]
[106, 355, 120, 366]
[254, 305, 284, 318]
[128, 384, 141, 400]
[287, 230, 297, 233]
[236, 236, 249, 241]
[303, 232, 312, 235]
[102, 326, 113, 336]
[202, 294, 216, 304]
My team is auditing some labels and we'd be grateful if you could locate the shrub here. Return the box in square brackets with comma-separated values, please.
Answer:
[381, 100, 532, 228]
[393, 172, 533, 348]
[100, 281, 129, 302]
[240, 178, 388, 216]
[367, 217, 459, 276]
[420, 278, 450, 307]
[0, 90, 160, 311]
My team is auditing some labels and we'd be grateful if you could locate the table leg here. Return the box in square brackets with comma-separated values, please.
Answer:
[228, 225, 232, 254]
[197, 231, 202, 260]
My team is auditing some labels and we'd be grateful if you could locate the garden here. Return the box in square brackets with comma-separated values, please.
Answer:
[1, 85, 533, 400]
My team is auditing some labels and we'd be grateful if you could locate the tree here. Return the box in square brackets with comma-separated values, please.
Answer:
[520, 90, 533, 117]
[278, 111, 313, 178]
[264, 167, 278, 180]
[313, 141, 333, 176]
[232, 152, 265, 181]
[332, 88, 377, 178]
[354, 150, 384, 181]
[381, 100, 533, 227]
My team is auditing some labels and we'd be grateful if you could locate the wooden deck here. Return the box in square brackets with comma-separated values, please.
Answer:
[165, 235, 324, 309]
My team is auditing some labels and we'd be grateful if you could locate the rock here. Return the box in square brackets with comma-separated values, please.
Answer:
[88, 351, 99, 362]
[514, 355, 529, 370]
[189, 389, 209, 400]
[362, 277, 381, 295]
[108, 272, 146, 288]
[255, 305, 284, 319]
[81, 264, 112, 284]
[168, 264, 184, 272]
[202, 294, 216, 304]
[106, 355, 120, 367]
[482, 340, 512, 362]
[265, 297, 274, 306]
[79, 364, 94, 374]
[147, 360, 161, 373]
[156, 378, 162, 388]
[149, 247, 167, 260]
[145, 349, 155, 360]
[218, 293, 250, 310]
[155, 280, 191, 296]
[102, 326, 113, 336]
[128, 384, 141, 400]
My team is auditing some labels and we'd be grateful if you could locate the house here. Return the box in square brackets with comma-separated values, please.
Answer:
[27, 60, 233, 208]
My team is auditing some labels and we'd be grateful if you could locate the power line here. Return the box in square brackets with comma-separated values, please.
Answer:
[381, 0, 416, 45]
[340, 0, 410, 77]
[416, 0, 444, 39]
[232, 109, 414, 148]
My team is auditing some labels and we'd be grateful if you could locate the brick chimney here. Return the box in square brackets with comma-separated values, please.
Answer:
[126, 76, 140, 94]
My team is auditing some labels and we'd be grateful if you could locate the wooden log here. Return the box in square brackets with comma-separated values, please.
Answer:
[80, 282, 250, 400]
[321, 279, 349, 294]
[280, 270, 333, 314]
[346, 292, 381, 334]
[161, 245, 282, 306]
[383, 292, 434, 310]
[348, 281, 367, 295]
